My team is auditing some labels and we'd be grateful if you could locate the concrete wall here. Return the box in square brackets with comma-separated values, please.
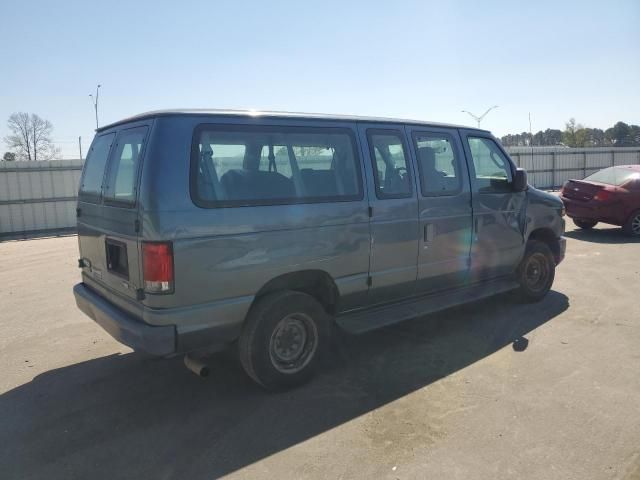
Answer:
[0, 160, 82, 239]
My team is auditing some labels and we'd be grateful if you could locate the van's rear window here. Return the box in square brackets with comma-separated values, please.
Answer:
[191, 125, 363, 207]
[104, 126, 148, 204]
[79, 133, 115, 200]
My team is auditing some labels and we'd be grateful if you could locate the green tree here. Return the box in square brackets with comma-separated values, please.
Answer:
[503, 121, 639, 148]
[605, 121, 632, 146]
[543, 129, 563, 145]
[629, 125, 640, 146]
[582, 128, 605, 146]
[562, 118, 587, 147]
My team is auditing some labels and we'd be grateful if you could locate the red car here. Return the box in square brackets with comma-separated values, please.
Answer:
[560, 165, 640, 236]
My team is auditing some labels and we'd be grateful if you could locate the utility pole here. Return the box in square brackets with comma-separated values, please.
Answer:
[78, 136, 83, 161]
[461, 105, 499, 128]
[89, 84, 101, 129]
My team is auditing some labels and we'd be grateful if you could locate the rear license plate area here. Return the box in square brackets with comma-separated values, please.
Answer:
[105, 238, 129, 279]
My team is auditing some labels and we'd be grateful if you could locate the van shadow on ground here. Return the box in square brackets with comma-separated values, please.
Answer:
[0, 291, 568, 479]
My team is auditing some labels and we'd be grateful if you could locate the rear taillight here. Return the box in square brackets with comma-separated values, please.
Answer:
[143, 241, 174, 294]
[593, 190, 614, 202]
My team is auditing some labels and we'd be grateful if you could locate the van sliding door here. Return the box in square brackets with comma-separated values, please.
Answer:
[358, 123, 419, 305]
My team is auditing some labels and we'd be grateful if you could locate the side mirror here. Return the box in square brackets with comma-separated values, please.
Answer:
[513, 168, 528, 192]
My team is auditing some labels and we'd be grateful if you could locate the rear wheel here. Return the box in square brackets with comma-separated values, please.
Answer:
[238, 290, 329, 390]
[515, 240, 556, 303]
[573, 219, 597, 229]
[623, 210, 640, 237]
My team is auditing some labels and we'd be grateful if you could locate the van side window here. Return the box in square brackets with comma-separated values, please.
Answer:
[104, 127, 148, 204]
[192, 125, 362, 207]
[413, 133, 461, 196]
[467, 137, 513, 193]
[79, 133, 115, 200]
[367, 130, 412, 198]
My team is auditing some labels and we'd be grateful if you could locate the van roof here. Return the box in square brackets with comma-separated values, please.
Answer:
[96, 109, 490, 134]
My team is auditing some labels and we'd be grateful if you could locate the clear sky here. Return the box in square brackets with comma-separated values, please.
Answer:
[1, 0, 638, 159]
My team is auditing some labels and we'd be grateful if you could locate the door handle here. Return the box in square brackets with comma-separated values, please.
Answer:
[424, 223, 435, 243]
[474, 217, 482, 242]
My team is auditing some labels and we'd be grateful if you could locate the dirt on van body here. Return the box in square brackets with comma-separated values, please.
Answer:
[1, 225, 639, 480]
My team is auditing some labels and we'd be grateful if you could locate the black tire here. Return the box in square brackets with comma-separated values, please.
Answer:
[573, 218, 597, 230]
[515, 240, 556, 303]
[238, 290, 330, 390]
[622, 210, 640, 237]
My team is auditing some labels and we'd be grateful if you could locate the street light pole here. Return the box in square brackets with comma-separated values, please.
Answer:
[89, 84, 101, 129]
[461, 105, 499, 128]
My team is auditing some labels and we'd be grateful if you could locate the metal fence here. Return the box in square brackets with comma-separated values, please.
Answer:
[0, 160, 83, 239]
[505, 146, 640, 189]
[1, 147, 640, 239]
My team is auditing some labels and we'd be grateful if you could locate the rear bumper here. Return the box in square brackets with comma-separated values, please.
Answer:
[74, 280, 247, 355]
[560, 196, 622, 225]
[74, 283, 176, 356]
[561, 195, 597, 219]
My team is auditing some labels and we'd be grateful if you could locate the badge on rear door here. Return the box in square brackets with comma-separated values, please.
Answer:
[92, 268, 102, 280]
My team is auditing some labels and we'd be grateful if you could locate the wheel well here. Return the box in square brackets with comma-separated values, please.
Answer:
[528, 228, 560, 262]
[627, 208, 640, 222]
[253, 270, 340, 315]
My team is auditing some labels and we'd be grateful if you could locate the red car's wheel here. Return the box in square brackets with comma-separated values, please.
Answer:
[623, 210, 640, 237]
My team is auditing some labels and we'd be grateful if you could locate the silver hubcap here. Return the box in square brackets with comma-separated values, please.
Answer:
[632, 214, 640, 235]
[269, 313, 317, 374]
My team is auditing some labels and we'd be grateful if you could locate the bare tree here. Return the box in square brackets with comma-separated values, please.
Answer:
[4, 112, 60, 161]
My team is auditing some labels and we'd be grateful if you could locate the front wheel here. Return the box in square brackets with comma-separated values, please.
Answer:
[515, 240, 556, 303]
[573, 219, 597, 229]
[238, 290, 329, 390]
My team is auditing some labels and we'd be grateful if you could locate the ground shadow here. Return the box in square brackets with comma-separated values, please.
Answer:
[0, 228, 76, 243]
[564, 226, 638, 244]
[0, 291, 568, 479]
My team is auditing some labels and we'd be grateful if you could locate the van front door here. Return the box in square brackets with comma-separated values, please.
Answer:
[358, 124, 419, 305]
[406, 127, 473, 293]
[459, 130, 527, 281]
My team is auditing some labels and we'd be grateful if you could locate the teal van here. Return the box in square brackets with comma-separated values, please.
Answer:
[74, 110, 566, 389]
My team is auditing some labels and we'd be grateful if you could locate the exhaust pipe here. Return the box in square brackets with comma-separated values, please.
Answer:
[184, 354, 210, 377]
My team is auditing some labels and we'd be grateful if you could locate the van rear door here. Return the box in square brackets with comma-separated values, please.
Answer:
[77, 123, 149, 304]
[357, 123, 420, 305]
